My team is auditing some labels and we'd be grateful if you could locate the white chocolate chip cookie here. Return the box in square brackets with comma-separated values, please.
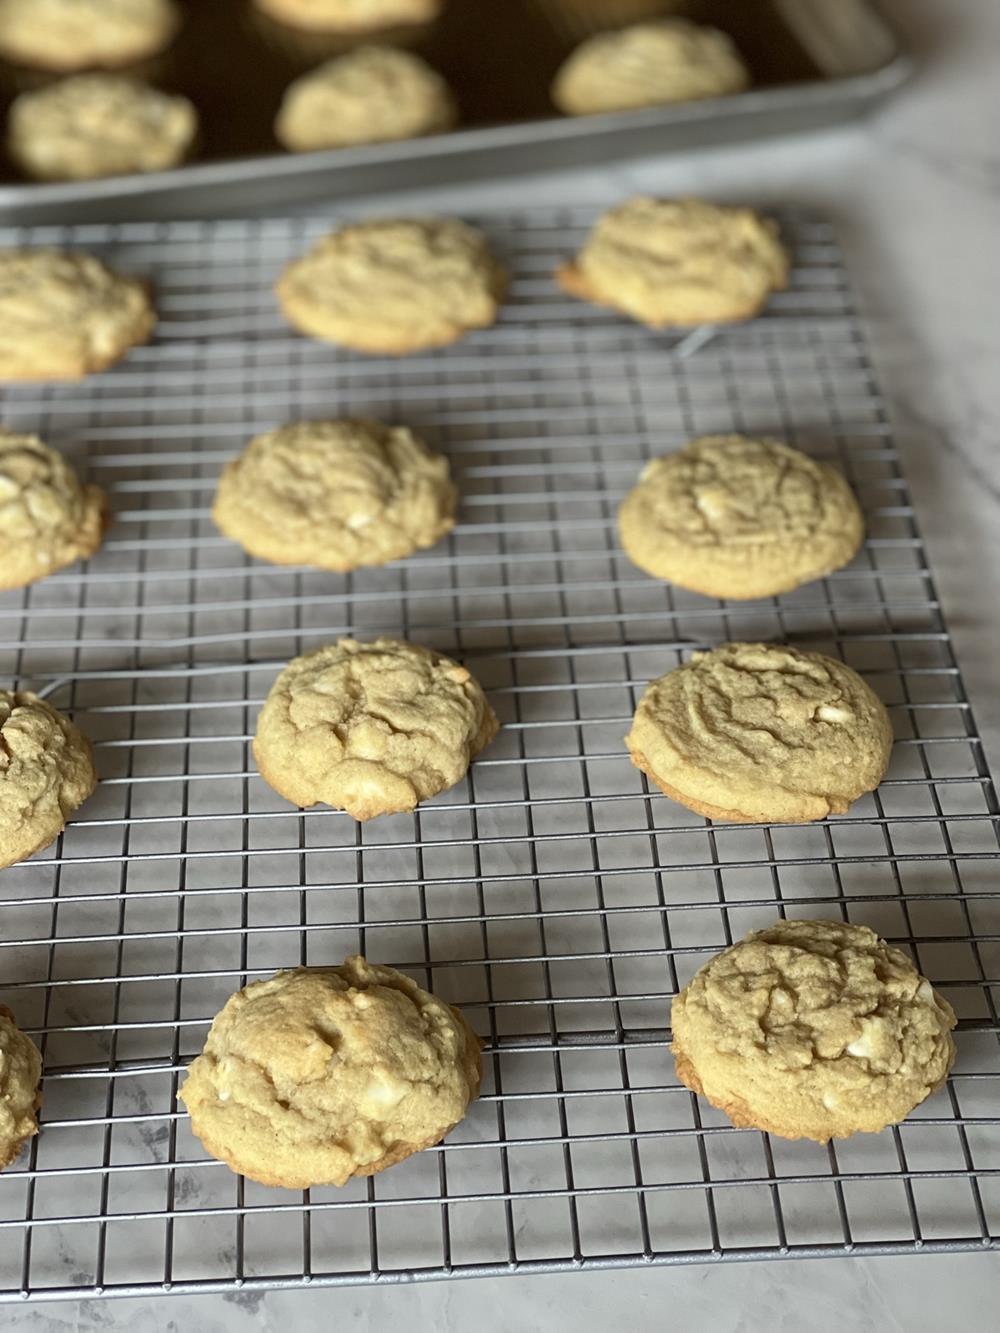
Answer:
[276, 217, 507, 355]
[552, 19, 749, 116]
[179, 956, 481, 1188]
[253, 0, 442, 33]
[618, 435, 864, 599]
[275, 46, 456, 152]
[0, 0, 179, 71]
[0, 249, 155, 381]
[557, 196, 788, 328]
[213, 419, 456, 571]
[671, 919, 957, 1142]
[0, 1005, 42, 1169]
[254, 637, 499, 820]
[9, 75, 198, 182]
[0, 690, 98, 869]
[626, 641, 893, 823]
[0, 431, 108, 590]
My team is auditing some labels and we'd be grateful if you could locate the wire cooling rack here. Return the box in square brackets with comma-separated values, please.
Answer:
[0, 210, 997, 1303]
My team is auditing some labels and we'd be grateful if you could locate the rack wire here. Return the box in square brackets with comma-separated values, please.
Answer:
[0, 210, 997, 1303]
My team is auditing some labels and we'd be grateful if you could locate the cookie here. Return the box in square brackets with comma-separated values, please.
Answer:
[8, 75, 197, 182]
[556, 196, 788, 328]
[0, 249, 155, 381]
[253, 0, 442, 33]
[275, 46, 456, 152]
[0, 1005, 42, 1169]
[0, 431, 109, 590]
[552, 18, 749, 116]
[671, 919, 957, 1142]
[0, 0, 179, 72]
[626, 641, 893, 824]
[254, 637, 499, 820]
[179, 956, 481, 1188]
[276, 217, 507, 355]
[0, 690, 98, 869]
[213, 419, 456, 571]
[245, 1, 432, 70]
[618, 435, 864, 599]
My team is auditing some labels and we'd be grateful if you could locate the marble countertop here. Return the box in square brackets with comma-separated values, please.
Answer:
[8, 0, 998, 1326]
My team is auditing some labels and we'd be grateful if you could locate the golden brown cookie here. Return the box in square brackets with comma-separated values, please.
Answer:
[618, 435, 864, 599]
[276, 217, 507, 355]
[0, 431, 108, 590]
[556, 196, 788, 328]
[275, 46, 456, 151]
[254, 637, 499, 820]
[213, 419, 456, 571]
[552, 19, 749, 116]
[0, 1005, 42, 1169]
[0, 0, 179, 72]
[0, 249, 155, 380]
[626, 642, 893, 823]
[179, 956, 481, 1188]
[8, 75, 198, 182]
[671, 919, 957, 1142]
[0, 690, 98, 869]
[253, 0, 442, 33]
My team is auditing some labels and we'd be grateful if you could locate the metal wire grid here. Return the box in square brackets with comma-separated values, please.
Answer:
[0, 209, 997, 1303]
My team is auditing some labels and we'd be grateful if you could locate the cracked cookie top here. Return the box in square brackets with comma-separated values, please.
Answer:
[0, 690, 98, 869]
[9, 75, 198, 182]
[0, 248, 155, 380]
[0, 0, 179, 71]
[275, 46, 456, 152]
[0, 430, 108, 590]
[670, 918, 957, 1141]
[557, 196, 788, 328]
[253, 637, 499, 820]
[0, 1005, 42, 1169]
[552, 18, 749, 116]
[179, 956, 481, 1187]
[625, 641, 893, 823]
[276, 217, 507, 355]
[618, 434, 864, 599]
[212, 418, 456, 571]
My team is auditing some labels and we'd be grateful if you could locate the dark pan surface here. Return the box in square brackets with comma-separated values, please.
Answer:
[0, 0, 823, 182]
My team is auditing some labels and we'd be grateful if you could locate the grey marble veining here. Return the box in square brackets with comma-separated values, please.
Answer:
[6, 0, 999, 1326]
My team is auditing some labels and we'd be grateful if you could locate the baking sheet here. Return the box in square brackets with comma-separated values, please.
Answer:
[0, 0, 909, 222]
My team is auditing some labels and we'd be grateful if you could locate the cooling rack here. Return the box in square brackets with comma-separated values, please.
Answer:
[0, 210, 997, 1303]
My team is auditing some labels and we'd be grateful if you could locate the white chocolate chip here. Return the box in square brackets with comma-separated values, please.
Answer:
[363, 1074, 407, 1110]
[816, 704, 854, 724]
[694, 486, 730, 523]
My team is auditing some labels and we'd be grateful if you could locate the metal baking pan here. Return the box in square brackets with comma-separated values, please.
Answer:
[0, 0, 909, 222]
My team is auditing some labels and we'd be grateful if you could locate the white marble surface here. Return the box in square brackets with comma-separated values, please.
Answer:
[8, 0, 999, 1325]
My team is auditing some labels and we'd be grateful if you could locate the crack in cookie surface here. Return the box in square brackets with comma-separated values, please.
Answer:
[254, 637, 499, 819]
[212, 419, 455, 571]
[625, 642, 892, 823]
[671, 919, 956, 1141]
[0, 430, 108, 589]
[179, 957, 481, 1188]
